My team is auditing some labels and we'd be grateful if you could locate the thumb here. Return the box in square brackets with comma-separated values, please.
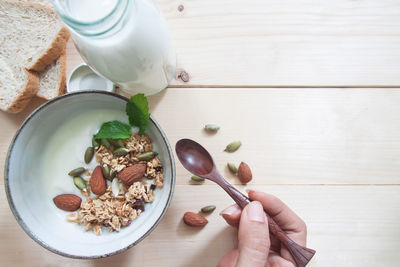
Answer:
[236, 201, 270, 267]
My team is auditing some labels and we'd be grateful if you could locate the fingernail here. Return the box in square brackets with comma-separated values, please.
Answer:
[220, 205, 240, 216]
[245, 189, 255, 194]
[246, 201, 265, 223]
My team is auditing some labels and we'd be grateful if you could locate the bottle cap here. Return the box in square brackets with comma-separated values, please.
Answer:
[67, 63, 115, 93]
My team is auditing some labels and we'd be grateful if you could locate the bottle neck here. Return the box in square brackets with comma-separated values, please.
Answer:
[52, 0, 129, 37]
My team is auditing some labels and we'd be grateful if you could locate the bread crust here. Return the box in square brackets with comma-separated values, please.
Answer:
[6, 69, 39, 113]
[36, 49, 67, 100]
[15, 1, 71, 72]
[58, 50, 67, 96]
[28, 26, 70, 72]
[0, 1, 70, 111]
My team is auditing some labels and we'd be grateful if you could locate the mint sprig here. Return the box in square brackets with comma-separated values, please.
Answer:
[93, 94, 150, 140]
[93, 120, 131, 140]
[126, 93, 150, 135]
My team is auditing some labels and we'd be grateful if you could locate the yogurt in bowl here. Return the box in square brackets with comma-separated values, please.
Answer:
[4, 91, 175, 258]
[42, 109, 127, 199]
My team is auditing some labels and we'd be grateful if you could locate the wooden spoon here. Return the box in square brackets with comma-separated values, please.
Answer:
[175, 138, 315, 267]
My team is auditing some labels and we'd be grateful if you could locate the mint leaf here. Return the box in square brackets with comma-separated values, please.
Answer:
[93, 120, 131, 139]
[126, 93, 150, 135]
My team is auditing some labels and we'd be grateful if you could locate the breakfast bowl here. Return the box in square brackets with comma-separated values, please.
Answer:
[4, 91, 175, 258]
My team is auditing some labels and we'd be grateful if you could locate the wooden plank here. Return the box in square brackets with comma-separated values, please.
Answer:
[148, 88, 400, 185]
[1, 185, 399, 266]
[2, 89, 400, 185]
[65, 0, 400, 86]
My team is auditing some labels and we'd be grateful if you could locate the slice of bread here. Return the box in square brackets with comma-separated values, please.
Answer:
[27, 0, 68, 100]
[0, 0, 70, 72]
[28, 0, 52, 8]
[28, 0, 68, 100]
[0, 0, 70, 112]
[37, 50, 66, 100]
[0, 57, 39, 113]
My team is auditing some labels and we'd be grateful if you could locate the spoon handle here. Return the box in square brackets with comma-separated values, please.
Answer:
[221, 183, 315, 267]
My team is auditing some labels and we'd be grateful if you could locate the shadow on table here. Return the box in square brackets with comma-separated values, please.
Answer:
[0, 96, 46, 127]
[117, 84, 168, 113]
[180, 226, 235, 266]
[87, 225, 235, 267]
[175, 215, 216, 237]
[88, 248, 133, 267]
[148, 87, 168, 112]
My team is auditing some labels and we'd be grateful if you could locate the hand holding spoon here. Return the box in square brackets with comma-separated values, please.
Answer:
[175, 139, 315, 267]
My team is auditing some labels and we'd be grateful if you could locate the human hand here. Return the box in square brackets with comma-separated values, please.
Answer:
[217, 190, 307, 267]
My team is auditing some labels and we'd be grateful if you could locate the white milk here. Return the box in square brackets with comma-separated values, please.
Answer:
[67, 0, 119, 22]
[56, 0, 176, 95]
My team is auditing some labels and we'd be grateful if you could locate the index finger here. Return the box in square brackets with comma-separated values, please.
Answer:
[248, 190, 307, 246]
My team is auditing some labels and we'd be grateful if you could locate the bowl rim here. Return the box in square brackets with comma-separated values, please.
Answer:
[4, 90, 176, 259]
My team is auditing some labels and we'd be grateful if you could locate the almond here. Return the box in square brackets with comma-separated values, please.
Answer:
[53, 194, 82, 211]
[183, 212, 208, 227]
[238, 162, 252, 184]
[90, 165, 107, 195]
[118, 163, 146, 186]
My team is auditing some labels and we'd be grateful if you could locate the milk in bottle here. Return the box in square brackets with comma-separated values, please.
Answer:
[53, 0, 176, 95]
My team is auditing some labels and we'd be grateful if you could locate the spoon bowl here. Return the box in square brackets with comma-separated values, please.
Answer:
[176, 139, 215, 176]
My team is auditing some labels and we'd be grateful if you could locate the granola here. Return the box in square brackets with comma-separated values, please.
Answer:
[95, 134, 158, 174]
[68, 183, 151, 235]
[67, 133, 164, 235]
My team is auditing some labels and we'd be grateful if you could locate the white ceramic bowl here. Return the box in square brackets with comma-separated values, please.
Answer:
[4, 91, 175, 258]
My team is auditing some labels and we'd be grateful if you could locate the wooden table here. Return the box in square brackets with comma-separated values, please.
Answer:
[1, 0, 400, 266]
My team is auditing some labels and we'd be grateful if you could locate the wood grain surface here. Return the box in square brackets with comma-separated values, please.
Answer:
[66, 0, 400, 86]
[1, 185, 400, 266]
[1, 0, 400, 266]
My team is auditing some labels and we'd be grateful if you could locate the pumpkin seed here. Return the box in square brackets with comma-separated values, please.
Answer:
[137, 151, 158, 161]
[73, 177, 87, 190]
[102, 164, 112, 181]
[108, 139, 117, 147]
[201, 205, 216, 213]
[114, 147, 129, 156]
[227, 162, 238, 174]
[101, 138, 110, 149]
[110, 168, 116, 179]
[84, 147, 94, 164]
[191, 175, 205, 182]
[224, 141, 242, 152]
[108, 139, 126, 148]
[116, 139, 125, 148]
[92, 137, 99, 148]
[204, 124, 220, 132]
[68, 167, 86, 177]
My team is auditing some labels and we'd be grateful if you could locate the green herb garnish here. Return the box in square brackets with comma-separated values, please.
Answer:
[93, 120, 131, 140]
[93, 94, 150, 141]
[126, 93, 150, 135]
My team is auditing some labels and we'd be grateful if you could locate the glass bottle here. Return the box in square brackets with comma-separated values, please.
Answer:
[53, 0, 176, 95]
